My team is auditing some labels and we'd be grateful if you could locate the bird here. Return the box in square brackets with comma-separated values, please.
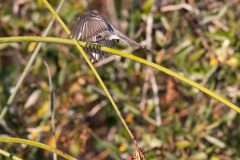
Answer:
[70, 10, 146, 63]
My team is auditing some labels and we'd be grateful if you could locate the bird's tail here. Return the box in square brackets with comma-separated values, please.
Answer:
[114, 29, 140, 47]
[114, 29, 151, 54]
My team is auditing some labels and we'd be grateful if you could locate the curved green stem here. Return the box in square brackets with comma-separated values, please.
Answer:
[0, 36, 76, 45]
[0, 137, 77, 160]
[0, 36, 239, 114]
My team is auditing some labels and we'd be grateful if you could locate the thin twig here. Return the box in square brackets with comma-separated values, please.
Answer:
[140, 71, 150, 112]
[87, 100, 107, 117]
[161, 3, 193, 12]
[44, 61, 57, 160]
[144, 0, 161, 126]
[150, 71, 161, 126]
[94, 55, 119, 67]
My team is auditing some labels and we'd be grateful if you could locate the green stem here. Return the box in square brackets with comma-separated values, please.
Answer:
[0, 36, 239, 114]
[42, 0, 136, 141]
[0, 137, 77, 160]
[0, 36, 76, 45]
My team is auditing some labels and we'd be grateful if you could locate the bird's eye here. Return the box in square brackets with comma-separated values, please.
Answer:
[96, 35, 103, 41]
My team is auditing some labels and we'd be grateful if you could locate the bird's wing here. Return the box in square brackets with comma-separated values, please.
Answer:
[70, 11, 114, 41]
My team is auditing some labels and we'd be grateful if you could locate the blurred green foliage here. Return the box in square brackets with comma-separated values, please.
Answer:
[0, 0, 240, 159]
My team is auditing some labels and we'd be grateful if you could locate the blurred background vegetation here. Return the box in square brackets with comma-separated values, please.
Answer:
[0, 0, 240, 159]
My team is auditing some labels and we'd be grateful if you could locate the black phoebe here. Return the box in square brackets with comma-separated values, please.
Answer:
[70, 10, 144, 63]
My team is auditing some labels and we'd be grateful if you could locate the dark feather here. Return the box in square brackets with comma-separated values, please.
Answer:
[71, 11, 114, 41]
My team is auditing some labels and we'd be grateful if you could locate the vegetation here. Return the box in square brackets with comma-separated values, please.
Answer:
[0, 0, 239, 159]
